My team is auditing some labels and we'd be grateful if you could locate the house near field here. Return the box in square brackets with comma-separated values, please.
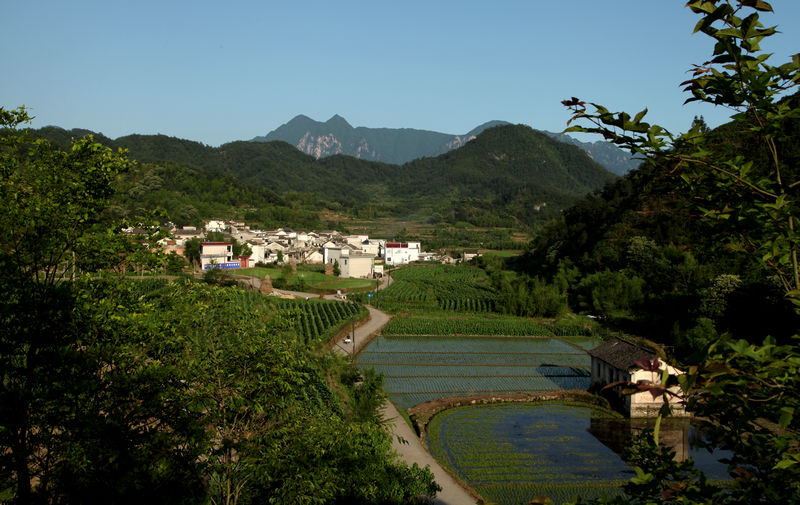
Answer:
[463, 249, 481, 262]
[201, 242, 246, 270]
[588, 337, 687, 418]
[384, 242, 421, 265]
[325, 246, 375, 278]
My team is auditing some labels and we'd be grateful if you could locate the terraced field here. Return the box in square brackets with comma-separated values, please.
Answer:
[426, 402, 629, 504]
[356, 336, 596, 411]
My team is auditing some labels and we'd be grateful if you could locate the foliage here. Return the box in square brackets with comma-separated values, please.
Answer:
[493, 273, 568, 318]
[559, 2, 800, 504]
[575, 270, 646, 319]
[184, 237, 202, 265]
[563, 1, 799, 303]
[165, 250, 188, 274]
[1, 109, 438, 504]
[1, 108, 201, 503]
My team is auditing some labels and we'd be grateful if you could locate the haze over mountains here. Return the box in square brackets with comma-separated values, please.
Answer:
[254, 114, 640, 175]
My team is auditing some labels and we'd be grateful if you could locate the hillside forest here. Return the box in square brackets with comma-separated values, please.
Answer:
[31, 120, 616, 247]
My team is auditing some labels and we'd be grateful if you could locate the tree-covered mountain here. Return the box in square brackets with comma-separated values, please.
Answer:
[253, 114, 638, 174]
[515, 111, 800, 358]
[544, 132, 642, 175]
[31, 123, 615, 229]
[30, 127, 324, 230]
[252, 114, 502, 164]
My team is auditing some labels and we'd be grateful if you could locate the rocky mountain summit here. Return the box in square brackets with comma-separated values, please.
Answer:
[252, 115, 509, 166]
[253, 115, 638, 175]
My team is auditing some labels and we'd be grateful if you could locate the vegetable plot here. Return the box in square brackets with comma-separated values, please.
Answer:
[370, 264, 499, 313]
[382, 316, 591, 337]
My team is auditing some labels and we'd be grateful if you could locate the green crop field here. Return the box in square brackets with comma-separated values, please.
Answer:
[381, 315, 591, 337]
[426, 402, 630, 505]
[356, 336, 598, 410]
[271, 297, 365, 344]
[209, 288, 365, 345]
[364, 264, 499, 313]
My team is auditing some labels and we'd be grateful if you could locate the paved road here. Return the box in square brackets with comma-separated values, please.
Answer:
[333, 305, 478, 505]
[247, 273, 478, 504]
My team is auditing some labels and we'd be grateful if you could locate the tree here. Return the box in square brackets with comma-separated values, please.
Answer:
[184, 237, 202, 269]
[1, 107, 207, 503]
[563, 0, 800, 303]
[562, 2, 800, 503]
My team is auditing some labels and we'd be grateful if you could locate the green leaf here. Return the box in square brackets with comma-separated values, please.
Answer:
[778, 406, 794, 428]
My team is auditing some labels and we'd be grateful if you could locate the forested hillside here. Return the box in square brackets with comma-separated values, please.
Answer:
[516, 111, 800, 358]
[1, 108, 439, 504]
[32, 123, 615, 229]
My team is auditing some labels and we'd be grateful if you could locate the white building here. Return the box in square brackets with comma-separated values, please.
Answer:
[384, 242, 421, 265]
[325, 246, 374, 278]
[205, 220, 226, 233]
[200, 242, 241, 270]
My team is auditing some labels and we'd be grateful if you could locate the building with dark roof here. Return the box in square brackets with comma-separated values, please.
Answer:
[588, 337, 687, 417]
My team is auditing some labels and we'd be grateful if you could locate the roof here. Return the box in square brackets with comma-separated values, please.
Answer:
[202, 242, 232, 246]
[587, 337, 657, 372]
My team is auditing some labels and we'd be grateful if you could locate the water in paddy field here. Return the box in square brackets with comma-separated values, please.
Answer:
[358, 335, 732, 504]
[356, 335, 595, 410]
[427, 403, 732, 505]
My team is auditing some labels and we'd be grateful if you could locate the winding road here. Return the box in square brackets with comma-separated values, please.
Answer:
[195, 270, 481, 502]
[255, 274, 477, 504]
[334, 305, 478, 505]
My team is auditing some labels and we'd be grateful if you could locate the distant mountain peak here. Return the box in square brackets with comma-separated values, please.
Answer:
[251, 115, 639, 174]
[253, 115, 507, 164]
[324, 114, 352, 129]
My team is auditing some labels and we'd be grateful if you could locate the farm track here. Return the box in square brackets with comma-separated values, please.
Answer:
[334, 304, 480, 505]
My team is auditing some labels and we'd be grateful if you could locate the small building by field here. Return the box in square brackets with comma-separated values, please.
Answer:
[385, 242, 420, 265]
[201, 242, 240, 270]
[588, 337, 687, 418]
[325, 246, 375, 278]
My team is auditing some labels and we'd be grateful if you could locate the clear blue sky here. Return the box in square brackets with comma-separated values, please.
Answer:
[3, 1, 798, 146]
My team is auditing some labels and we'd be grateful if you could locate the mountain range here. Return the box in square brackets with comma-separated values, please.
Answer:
[253, 114, 639, 175]
[31, 122, 617, 230]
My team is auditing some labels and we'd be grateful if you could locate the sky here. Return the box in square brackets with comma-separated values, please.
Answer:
[3, 1, 799, 147]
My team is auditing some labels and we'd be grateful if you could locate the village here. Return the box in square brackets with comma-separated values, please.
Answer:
[155, 219, 481, 278]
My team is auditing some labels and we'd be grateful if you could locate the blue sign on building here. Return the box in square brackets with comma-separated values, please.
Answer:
[204, 262, 240, 270]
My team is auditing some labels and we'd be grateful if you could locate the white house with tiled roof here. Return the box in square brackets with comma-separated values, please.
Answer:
[588, 337, 687, 417]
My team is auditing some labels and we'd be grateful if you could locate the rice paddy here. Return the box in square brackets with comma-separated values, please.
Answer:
[426, 402, 631, 504]
[356, 336, 596, 410]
